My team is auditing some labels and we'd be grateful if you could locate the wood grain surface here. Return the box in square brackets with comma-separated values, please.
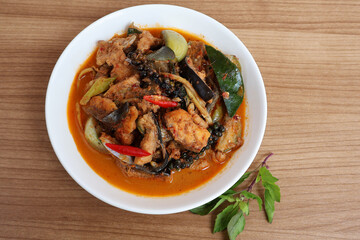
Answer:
[1, 0, 360, 239]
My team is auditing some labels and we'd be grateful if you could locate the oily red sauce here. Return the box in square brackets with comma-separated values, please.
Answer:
[67, 28, 247, 196]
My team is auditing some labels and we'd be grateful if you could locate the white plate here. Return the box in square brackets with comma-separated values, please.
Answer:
[45, 4, 266, 214]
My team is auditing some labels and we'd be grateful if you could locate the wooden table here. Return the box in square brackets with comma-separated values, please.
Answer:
[1, 1, 359, 239]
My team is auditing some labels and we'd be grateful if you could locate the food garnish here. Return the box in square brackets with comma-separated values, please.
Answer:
[190, 153, 281, 240]
[143, 95, 178, 108]
[205, 45, 244, 117]
[162, 30, 188, 62]
[105, 143, 151, 157]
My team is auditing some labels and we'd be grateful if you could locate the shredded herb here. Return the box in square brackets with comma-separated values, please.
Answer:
[190, 153, 280, 240]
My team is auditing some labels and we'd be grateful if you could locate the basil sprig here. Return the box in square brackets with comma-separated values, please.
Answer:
[190, 153, 280, 240]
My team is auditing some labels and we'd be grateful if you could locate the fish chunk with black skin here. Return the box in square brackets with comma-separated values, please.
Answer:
[167, 141, 181, 160]
[114, 106, 139, 145]
[135, 98, 160, 115]
[134, 113, 159, 165]
[104, 75, 161, 104]
[137, 30, 163, 53]
[94, 64, 112, 78]
[82, 96, 117, 121]
[96, 35, 136, 81]
[164, 109, 210, 152]
[103, 75, 140, 102]
[187, 41, 206, 75]
[216, 115, 243, 153]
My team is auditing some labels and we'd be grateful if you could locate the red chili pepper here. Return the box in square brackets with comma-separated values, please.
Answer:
[143, 95, 178, 108]
[222, 73, 228, 80]
[105, 143, 151, 157]
[233, 115, 241, 120]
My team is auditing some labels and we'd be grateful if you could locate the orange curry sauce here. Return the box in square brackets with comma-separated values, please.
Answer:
[67, 28, 246, 196]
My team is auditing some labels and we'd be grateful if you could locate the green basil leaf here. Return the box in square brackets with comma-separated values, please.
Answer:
[264, 189, 275, 223]
[239, 201, 249, 216]
[263, 182, 281, 202]
[241, 190, 263, 211]
[190, 197, 224, 215]
[227, 211, 246, 240]
[219, 195, 236, 203]
[209, 198, 227, 213]
[255, 172, 261, 183]
[231, 172, 251, 190]
[213, 203, 239, 233]
[259, 167, 278, 183]
[205, 45, 244, 117]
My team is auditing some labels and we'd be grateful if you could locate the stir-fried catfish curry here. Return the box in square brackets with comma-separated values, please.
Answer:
[67, 26, 246, 196]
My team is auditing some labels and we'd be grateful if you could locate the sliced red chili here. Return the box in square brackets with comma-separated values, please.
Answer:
[222, 73, 228, 80]
[105, 143, 151, 157]
[143, 95, 178, 108]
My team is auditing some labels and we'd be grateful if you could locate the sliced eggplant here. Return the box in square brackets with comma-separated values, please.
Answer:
[101, 141, 132, 164]
[84, 117, 107, 153]
[136, 118, 145, 134]
[211, 101, 225, 123]
[146, 46, 176, 61]
[180, 58, 214, 102]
